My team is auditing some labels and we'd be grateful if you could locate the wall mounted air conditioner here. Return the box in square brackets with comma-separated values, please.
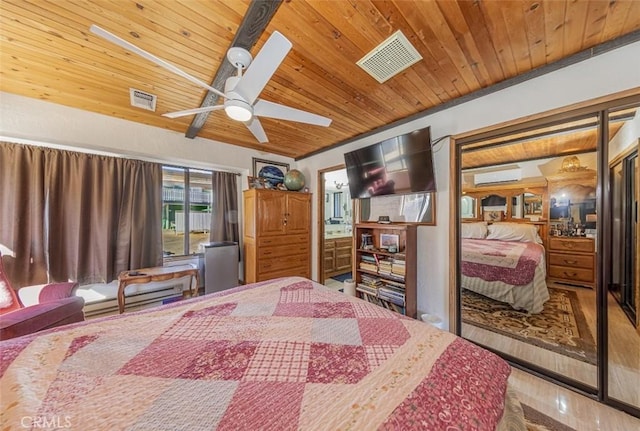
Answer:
[474, 168, 522, 185]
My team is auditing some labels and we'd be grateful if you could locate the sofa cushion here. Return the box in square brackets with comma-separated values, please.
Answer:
[0, 296, 85, 340]
[0, 256, 22, 315]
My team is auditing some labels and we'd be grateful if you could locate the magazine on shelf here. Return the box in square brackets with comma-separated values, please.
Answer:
[379, 285, 405, 298]
[382, 278, 405, 290]
[356, 284, 378, 296]
[378, 288, 405, 306]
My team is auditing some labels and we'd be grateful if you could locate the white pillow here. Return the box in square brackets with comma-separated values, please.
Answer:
[461, 222, 488, 239]
[486, 223, 542, 243]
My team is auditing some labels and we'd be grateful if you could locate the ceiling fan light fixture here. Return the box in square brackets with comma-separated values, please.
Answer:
[224, 99, 253, 122]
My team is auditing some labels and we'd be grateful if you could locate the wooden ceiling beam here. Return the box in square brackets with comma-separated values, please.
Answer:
[185, 0, 283, 139]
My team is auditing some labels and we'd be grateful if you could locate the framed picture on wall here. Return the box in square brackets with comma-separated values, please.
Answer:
[252, 158, 290, 189]
[483, 210, 504, 222]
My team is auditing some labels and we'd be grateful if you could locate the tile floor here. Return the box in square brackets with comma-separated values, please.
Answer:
[509, 368, 640, 430]
[323, 278, 640, 430]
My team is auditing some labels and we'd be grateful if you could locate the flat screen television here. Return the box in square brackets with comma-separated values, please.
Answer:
[344, 126, 436, 198]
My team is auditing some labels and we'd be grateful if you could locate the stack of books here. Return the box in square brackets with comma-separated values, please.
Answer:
[378, 285, 405, 306]
[377, 258, 393, 276]
[359, 274, 383, 289]
[382, 278, 405, 291]
[356, 274, 382, 296]
[391, 255, 406, 278]
[356, 274, 406, 315]
[359, 255, 378, 272]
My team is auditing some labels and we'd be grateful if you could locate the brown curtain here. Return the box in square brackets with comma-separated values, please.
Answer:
[0, 142, 162, 287]
[0, 143, 48, 286]
[210, 171, 239, 243]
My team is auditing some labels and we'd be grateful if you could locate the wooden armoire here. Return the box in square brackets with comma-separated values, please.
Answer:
[243, 189, 311, 283]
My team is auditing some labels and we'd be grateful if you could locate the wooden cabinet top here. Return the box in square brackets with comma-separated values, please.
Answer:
[244, 188, 311, 198]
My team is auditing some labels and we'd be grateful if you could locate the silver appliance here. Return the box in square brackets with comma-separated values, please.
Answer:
[203, 242, 239, 294]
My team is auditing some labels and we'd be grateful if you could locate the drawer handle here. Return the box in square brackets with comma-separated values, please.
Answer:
[561, 241, 575, 248]
[564, 260, 577, 265]
[563, 271, 578, 277]
[263, 251, 272, 255]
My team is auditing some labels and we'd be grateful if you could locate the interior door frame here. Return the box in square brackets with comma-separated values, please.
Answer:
[316, 164, 346, 284]
[450, 88, 640, 418]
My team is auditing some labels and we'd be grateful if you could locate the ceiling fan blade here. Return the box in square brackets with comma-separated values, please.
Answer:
[232, 31, 292, 104]
[162, 105, 225, 119]
[254, 100, 332, 127]
[90, 25, 227, 100]
[245, 118, 268, 143]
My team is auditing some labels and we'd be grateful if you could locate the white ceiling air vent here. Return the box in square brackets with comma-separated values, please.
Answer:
[357, 30, 423, 83]
[129, 88, 157, 112]
[474, 168, 522, 186]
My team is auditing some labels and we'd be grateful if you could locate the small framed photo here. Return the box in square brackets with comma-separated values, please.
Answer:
[379, 233, 399, 250]
[248, 176, 266, 189]
[483, 210, 504, 222]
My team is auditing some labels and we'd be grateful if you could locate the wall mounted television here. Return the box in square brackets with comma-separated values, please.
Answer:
[343, 126, 436, 199]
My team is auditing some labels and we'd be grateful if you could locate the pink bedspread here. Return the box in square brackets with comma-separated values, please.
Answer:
[1, 277, 513, 430]
[462, 239, 544, 285]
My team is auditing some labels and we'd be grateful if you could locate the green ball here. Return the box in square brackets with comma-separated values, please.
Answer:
[284, 169, 305, 191]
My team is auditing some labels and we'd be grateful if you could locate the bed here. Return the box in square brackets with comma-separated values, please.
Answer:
[461, 222, 550, 314]
[1, 276, 525, 430]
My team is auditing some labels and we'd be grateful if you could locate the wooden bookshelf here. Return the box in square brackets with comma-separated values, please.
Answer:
[352, 223, 417, 318]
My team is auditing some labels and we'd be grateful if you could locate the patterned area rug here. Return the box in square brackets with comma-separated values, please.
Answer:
[522, 403, 577, 431]
[462, 287, 597, 364]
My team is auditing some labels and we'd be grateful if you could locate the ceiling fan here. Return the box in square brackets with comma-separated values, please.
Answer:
[89, 25, 332, 143]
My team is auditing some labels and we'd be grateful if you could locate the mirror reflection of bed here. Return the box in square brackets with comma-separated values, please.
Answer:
[461, 172, 602, 385]
[457, 101, 640, 411]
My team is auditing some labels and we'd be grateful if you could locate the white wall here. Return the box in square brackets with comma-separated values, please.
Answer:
[2, 41, 639, 330]
[297, 41, 640, 330]
[0, 92, 295, 174]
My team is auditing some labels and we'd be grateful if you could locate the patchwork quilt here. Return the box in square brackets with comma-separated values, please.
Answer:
[461, 239, 549, 313]
[1, 277, 521, 430]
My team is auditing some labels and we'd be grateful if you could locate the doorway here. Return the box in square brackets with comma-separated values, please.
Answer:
[317, 165, 353, 290]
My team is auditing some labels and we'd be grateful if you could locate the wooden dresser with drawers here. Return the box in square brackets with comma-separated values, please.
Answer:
[547, 236, 595, 288]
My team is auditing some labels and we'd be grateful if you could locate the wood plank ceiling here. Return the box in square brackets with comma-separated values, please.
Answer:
[1, 1, 640, 159]
[461, 118, 626, 169]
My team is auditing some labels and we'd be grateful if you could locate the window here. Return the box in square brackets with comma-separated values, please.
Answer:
[162, 166, 213, 257]
[333, 192, 343, 218]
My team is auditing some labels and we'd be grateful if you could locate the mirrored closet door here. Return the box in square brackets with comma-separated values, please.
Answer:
[459, 111, 600, 389]
[455, 94, 640, 416]
[607, 104, 640, 411]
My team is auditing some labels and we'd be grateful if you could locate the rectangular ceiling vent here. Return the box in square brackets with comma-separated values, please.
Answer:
[129, 88, 157, 112]
[357, 30, 423, 83]
[474, 168, 522, 186]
